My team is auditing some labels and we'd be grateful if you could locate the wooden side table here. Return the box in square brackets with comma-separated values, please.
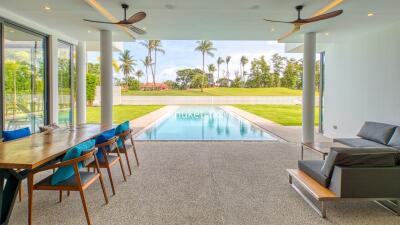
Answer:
[301, 142, 348, 160]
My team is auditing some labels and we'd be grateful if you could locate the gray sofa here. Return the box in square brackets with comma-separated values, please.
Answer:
[334, 121, 400, 149]
[299, 147, 400, 197]
[294, 122, 400, 217]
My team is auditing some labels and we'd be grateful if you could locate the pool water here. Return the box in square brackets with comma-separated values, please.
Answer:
[135, 106, 278, 141]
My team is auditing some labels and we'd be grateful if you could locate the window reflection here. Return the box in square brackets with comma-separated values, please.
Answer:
[4, 25, 46, 132]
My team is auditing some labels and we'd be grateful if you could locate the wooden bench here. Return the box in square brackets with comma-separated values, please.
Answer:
[287, 169, 338, 218]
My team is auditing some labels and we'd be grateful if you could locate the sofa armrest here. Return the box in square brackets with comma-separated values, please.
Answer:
[329, 166, 400, 198]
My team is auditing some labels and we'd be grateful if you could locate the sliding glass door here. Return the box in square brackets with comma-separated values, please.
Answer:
[3, 24, 47, 133]
[57, 41, 73, 127]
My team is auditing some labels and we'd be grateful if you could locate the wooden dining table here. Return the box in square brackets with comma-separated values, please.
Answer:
[0, 124, 113, 225]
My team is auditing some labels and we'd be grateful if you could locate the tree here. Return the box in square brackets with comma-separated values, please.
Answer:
[152, 40, 165, 87]
[240, 55, 249, 85]
[141, 56, 152, 83]
[175, 68, 203, 89]
[315, 60, 321, 92]
[118, 50, 136, 88]
[207, 64, 216, 84]
[271, 53, 285, 87]
[194, 40, 216, 92]
[135, 70, 144, 81]
[140, 40, 155, 87]
[216, 57, 224, 81]
[225, 56, 231, 79]
[247, 56, 271, 87]
[281, 58, 300, 89]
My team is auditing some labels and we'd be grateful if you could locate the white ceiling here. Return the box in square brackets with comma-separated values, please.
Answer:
[1, 0, 400, 42]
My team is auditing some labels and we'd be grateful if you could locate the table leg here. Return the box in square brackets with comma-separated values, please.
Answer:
[0, 169, 25, 225]
[323, 154, 326, 160]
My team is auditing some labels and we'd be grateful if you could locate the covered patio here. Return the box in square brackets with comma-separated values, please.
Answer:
[0, 0, 400, 225]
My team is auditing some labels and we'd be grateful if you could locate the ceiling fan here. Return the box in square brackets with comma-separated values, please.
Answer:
[264, 5, 343, 42]
[83, 4, 147, 35]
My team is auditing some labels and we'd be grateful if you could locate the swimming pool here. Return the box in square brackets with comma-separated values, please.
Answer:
[135, 106, 278, 141]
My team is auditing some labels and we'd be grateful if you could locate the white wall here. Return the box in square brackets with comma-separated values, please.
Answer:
[323, 22, 400, 138]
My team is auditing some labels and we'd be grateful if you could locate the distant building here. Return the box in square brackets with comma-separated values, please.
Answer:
[140, 82, 169, 90]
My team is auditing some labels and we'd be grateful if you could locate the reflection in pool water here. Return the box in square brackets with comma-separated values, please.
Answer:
[135, 106, 278, 141]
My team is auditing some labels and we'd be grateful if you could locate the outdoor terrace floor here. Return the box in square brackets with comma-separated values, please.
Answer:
[9, 107, 400, 225]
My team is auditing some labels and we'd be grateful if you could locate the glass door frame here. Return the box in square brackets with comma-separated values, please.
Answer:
[0, 17, 50, 134]
[57, 39, 75, 126]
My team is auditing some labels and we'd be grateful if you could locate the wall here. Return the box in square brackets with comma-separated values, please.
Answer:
[93, 86, 122, 106]
[323, 22, 400, 138]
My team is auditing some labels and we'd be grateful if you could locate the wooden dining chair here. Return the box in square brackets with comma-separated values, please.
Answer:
[112, 129, 139, 175]
[86, 136, 127, 195]
[27, 148, 108, 225]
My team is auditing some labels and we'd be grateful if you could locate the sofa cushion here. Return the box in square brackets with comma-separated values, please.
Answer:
[357, 121, 397, 144]
[334, 138, 388, 148]
[115, 121, 130, 148]
[2, 127, 31, 142]
[298, 160, 330, 187]
[321, 147, 399, 178]
[388, 127, 400, 147]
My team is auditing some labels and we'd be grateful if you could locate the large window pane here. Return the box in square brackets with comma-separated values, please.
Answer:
[58, 41, 72, 127]
[3, 25, 46, 132]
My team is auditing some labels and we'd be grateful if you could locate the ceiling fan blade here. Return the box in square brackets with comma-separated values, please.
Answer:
[264, 19, 292, 24]
[83, 19, 119, 24]
[127, 12, 146, 24]
[128, 25, 147, 35]
[302, 10, 343, 23]
[277, 25, 301, 43]
[312, 0, 343, 17]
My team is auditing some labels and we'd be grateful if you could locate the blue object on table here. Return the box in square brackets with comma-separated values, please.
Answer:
[95, 129, 116, 158]
[115, 121, 130, 148]
[51, 139, 96, 185]
[2, 127, 31, 142]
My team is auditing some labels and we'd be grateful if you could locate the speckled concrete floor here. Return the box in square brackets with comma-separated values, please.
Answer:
[9, 141, 400, 225]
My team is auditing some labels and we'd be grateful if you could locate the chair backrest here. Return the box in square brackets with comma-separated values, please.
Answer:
[51, 139, 96, 185]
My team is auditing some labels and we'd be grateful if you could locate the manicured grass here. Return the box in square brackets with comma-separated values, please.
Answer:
[234, 104, 319, 126]
[123, 87, 304, 96]
[86, 105, 164, 124]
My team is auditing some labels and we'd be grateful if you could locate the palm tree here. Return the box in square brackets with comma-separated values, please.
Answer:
[240, 55, 249, 80]
[141, 56, 152, 83]
[152, 40, 165, 86]
[194, 40, 217, 91]
[140, 40, 155, 87]
[217, 57, 224, 81]
[208, 64, 216, 84]
[135, 70, 144, 82]
[225, 56, 231, 79]
[118, 50, 136, 88]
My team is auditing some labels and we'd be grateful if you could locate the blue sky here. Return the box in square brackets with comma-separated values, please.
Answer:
[88, 40, 302, 83]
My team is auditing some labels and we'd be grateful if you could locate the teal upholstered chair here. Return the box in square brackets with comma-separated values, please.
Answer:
[112, 121, 139, 176]
[86, 130, 127, 195]
[27, 139, 108, 225]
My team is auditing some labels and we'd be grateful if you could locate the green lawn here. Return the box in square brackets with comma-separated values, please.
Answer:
[234, 104, 319, 126]
[123, 87, 304, 96]
[86, 105, 164, 124]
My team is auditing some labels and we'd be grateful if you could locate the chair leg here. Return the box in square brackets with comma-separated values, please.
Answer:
[124, 152, 133, 175]
[98, 170, 109, 204]
[106, 166, 116, 195]
[19, 185, 22, 202]
[28, 174, 34, 225]
[67, 190, 70, 196]
[118, 156, 127, 181]
[78, 189, 91, 225]
[59, 190, 62, 203]
[130, 137, 140, 167]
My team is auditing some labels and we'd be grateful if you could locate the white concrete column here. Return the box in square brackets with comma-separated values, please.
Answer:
[100, 30, 113, 125]
[76, 41, 87, 125]
[302, 32, 316, 143]
[49, 35, 58, 124]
